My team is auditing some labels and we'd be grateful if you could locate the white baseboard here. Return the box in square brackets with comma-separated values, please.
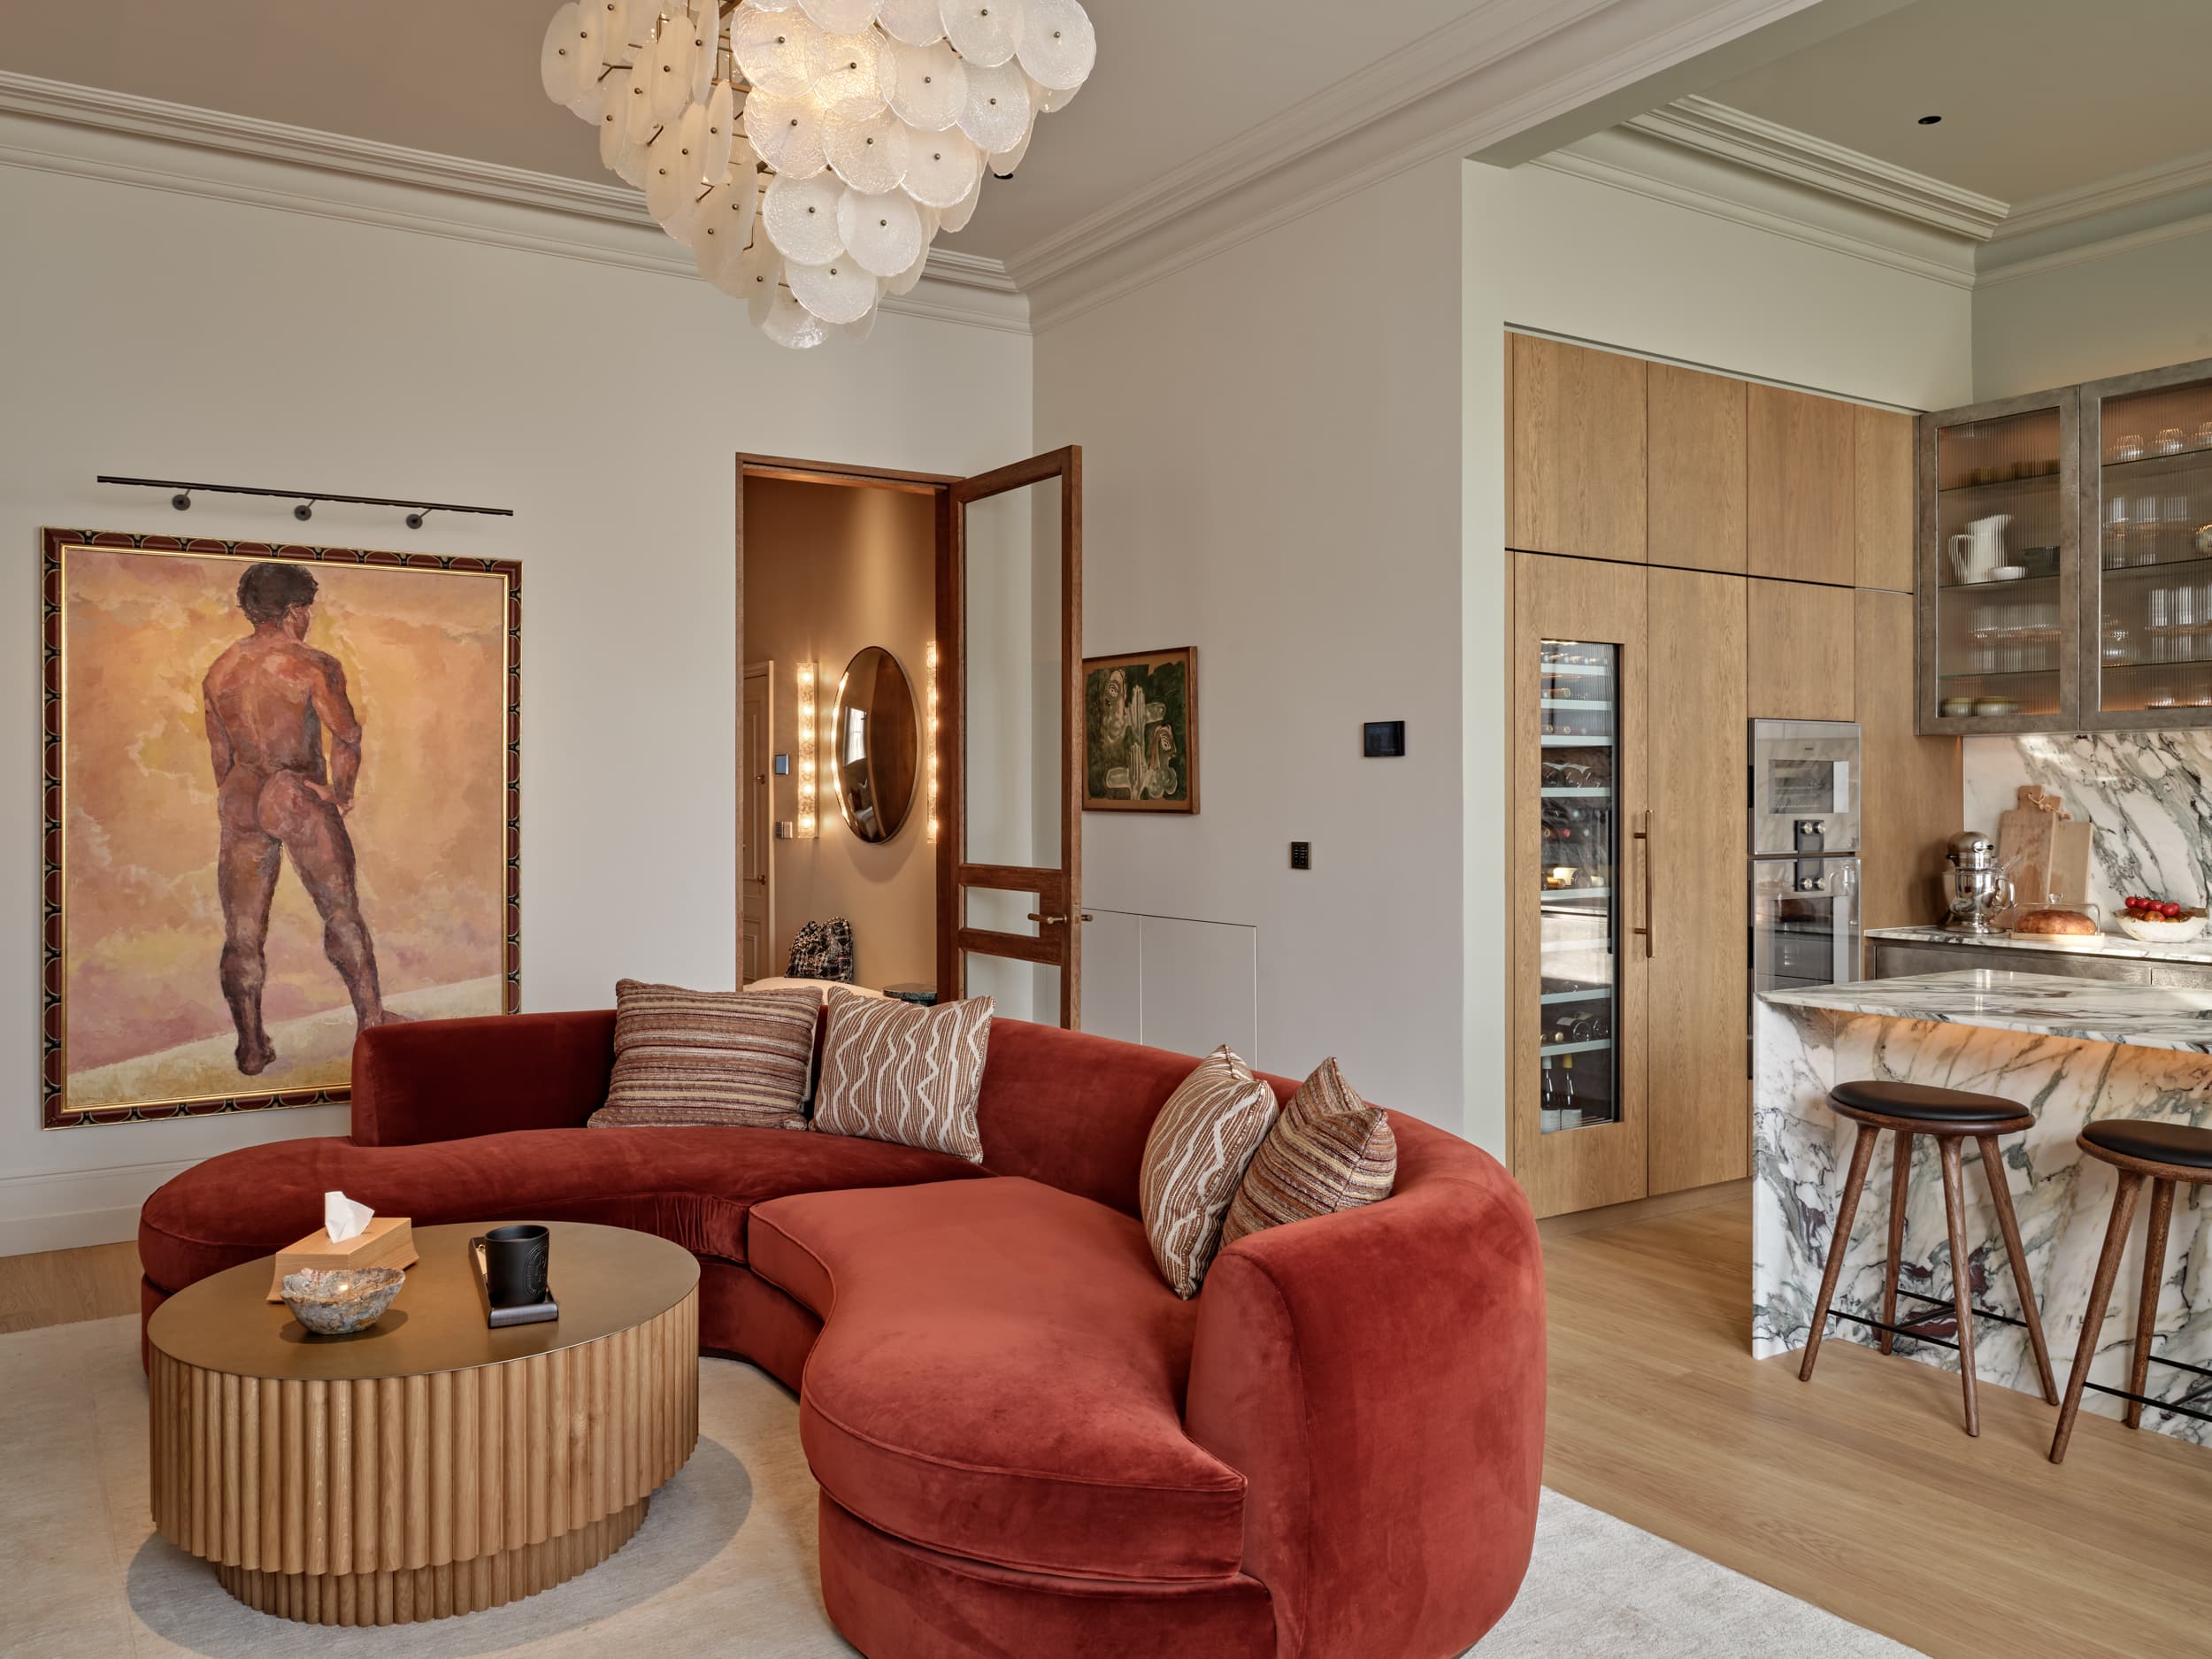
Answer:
[0, 1160, 191, 1257]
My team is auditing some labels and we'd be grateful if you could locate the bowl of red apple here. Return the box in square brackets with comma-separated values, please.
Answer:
[2117, 895, 2210, 942]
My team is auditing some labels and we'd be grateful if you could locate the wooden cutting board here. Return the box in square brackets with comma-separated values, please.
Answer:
[1998, 786, 2093, 909]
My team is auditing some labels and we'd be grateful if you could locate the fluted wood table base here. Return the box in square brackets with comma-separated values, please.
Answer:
[147, 1223, 701, 1626]
[213, 1494, 649, 1625]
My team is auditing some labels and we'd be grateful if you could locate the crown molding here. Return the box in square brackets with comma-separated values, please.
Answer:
[1626, 95, 2008, 241]
[1537, 123, 1977, 288]
[1015, 0, 1837, 330]
[1997, 144, 2212, 243]
[0, 71, 1025, 334]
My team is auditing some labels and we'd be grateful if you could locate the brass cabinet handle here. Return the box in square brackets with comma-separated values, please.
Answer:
[1632, 811, 1653, 959]
[1025, 912, 1094, 926]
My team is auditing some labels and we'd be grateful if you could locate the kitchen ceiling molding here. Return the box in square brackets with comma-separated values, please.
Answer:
[1626, 95, 2007, 240]
[1535, 122, 1978, 288]
[1012, 0, 1843, 331]
[0, 70, 1026, 335]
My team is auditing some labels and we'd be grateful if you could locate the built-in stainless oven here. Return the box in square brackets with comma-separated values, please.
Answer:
[1751, 718, 1861, 860]
[1748, 721, 1862, 1060]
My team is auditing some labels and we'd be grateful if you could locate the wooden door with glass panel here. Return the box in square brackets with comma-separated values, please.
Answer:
[937, 448, 1084, 1027]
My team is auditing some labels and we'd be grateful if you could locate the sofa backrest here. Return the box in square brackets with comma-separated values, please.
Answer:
[975, 1018, 1294, 1217]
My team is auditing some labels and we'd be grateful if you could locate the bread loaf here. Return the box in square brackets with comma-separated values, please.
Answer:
[2014, 906, 2099, 937]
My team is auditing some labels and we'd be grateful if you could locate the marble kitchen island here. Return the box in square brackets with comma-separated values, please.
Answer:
[1755, 968, 2212, 1444]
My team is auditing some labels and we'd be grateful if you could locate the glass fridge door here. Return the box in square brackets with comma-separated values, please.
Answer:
[2085, 369, 2212, 718]
[1537, 640, 1622, 1134]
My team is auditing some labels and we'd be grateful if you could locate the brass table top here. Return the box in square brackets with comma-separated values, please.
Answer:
[147, 1220, 698, 1382]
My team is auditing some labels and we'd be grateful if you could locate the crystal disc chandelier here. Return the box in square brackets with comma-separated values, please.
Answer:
[541, 0, 1094, 349]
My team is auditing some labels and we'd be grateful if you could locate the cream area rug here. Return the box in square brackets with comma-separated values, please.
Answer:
[1, 1317, 1916, 1658]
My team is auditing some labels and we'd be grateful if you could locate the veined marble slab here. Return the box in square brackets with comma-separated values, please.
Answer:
[1763, 968, 2212, 1052]
[1754, 991, 2212, 1445]
[1868, 924, 2212, 967]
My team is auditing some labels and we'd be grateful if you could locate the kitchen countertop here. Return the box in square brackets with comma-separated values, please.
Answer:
[1867, 923, 2212, 965]
[1760, 967, 2212, 1052]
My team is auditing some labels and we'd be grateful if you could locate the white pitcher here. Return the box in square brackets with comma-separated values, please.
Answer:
[1948, 514, 2011, 584]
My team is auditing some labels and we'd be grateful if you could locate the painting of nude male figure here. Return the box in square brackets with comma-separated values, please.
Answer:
[42, 530, 519, 1127]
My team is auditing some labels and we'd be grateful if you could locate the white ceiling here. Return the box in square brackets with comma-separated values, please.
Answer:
[1705, 0, 2212, 205]
[2, 0, 1480, 265]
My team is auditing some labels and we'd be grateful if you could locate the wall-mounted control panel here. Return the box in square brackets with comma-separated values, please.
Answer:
[1289, 841, 1310, 871]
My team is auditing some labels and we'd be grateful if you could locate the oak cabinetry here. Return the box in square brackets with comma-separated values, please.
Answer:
[1644, 568, 1749, 1195]
[1855, 406, 1917, 592]
[1856, 588, 1961, 933]
[1647, 365, 1747, 573]
[1509, 336, 1647, 562]
[1747, 579, 1856, 718]
[1748, 384, 1857, 586]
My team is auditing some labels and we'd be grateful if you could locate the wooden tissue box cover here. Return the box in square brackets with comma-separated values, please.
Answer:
[266, 1217, 419, 1300]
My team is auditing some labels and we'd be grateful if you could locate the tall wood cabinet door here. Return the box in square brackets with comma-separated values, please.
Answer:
[1854, 405, 1916, 592]
[1647, 365, 1747, 573]
[1509, 336, 1647, 562]
[1748, 579, 1856, 718]
[1644, 568, 1749, 1194]
[1510, 552, 1648, 1218]
[1747, 384, 1855, 585]
[1857, 588, 1959, 936]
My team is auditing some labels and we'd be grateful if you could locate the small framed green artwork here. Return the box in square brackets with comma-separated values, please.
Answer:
[1083, 648, 1197, 813]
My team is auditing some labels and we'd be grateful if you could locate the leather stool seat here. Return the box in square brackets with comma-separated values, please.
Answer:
[1829, 1079, 2032, 1131]
[2081, 1118, 2212, 1171]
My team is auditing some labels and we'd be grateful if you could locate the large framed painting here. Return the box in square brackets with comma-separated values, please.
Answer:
[41, 529, 520, 1128]
[1082, 647, 1197, 813]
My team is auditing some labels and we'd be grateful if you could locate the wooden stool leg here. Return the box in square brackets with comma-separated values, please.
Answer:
[1977, 1133, 2057, 1406]
[2124, 1179, 2176, 1430]
[1939, 1136, 1980, 1436]
[2051, 1171, 2146, 1465]
[1800, 1121, 1880, 1384]
[1881, 1132, 1912, 1356]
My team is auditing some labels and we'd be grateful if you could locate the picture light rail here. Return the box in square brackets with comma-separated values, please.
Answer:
[97, 476, 516, 530]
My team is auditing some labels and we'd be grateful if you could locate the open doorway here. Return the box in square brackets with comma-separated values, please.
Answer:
[734, 449, 1084, 1025]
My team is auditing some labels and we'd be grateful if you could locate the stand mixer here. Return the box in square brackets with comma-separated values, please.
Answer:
[1940, 831, 2014, 933]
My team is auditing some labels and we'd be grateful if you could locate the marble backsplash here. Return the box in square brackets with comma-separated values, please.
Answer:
[1962, 731, 2212, 911]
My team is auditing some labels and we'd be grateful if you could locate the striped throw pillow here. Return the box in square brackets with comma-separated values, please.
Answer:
[588, 980, 819, 1130]
[1219, 1057, 1397, 1248]
[1139, 1046, 1280, 1299]
[812, 991, 995, 1163]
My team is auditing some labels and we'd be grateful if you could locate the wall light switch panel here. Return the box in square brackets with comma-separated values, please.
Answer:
[776, 820, 795, 840]
[774, 754, 791, 776]
[1289, 841, 1310, 871]
[1363, 720, 1406, 758]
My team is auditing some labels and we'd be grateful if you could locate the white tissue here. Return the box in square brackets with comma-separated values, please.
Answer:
[324, 1190, 373, 1242]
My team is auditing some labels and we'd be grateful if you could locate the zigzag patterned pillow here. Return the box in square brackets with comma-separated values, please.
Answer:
[812, 990, 995, 1163]
[1139, 1045, 1280, 1298]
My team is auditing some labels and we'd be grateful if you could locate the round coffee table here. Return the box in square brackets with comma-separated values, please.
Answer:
[146, 1220, 699, 1625]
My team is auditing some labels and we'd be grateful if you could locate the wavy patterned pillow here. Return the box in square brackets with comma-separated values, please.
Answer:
[1139, 1045, 1280, 1298]
[1219, 1057, 1397, 1247]
[588, 980, 819, 1130]
[812, 991, 995, 1163]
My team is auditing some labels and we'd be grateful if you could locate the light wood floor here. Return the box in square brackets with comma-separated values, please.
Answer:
[8, 1203, 2209, 1655]
[0, 1240, 140, 1334]
[1542, 1184, 2212, 1659]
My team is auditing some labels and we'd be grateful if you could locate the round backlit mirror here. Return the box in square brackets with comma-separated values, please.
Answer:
[833, 646, 919, 843]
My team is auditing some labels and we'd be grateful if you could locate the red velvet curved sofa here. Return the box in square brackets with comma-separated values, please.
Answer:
[139, 1010, 1545, 1659]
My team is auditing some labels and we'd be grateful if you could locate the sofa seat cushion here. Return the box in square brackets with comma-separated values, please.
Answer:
[749, 1178, 1248, 1584]
[138, 1125, 987, 1294]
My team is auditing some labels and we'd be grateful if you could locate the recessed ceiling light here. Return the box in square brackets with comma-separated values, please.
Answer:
[1917, 114, 1943, 126]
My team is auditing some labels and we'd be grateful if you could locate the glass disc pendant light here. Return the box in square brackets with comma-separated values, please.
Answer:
[541, 0, 1094, 347]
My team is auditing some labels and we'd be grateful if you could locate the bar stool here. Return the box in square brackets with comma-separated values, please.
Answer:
[1798, 1079, 2058, 1437]
[2050, 1118, 2212, 1464]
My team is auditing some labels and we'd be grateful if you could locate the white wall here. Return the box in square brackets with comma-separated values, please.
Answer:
[1459, 157, 1975, 1155]
[1035, 155, 1467, 1129]
[1976, 230, 2212, 401]
[0, 147, 1030, 1254]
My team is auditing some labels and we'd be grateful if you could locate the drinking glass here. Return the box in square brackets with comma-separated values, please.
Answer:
[2156, 427, 2187, 457]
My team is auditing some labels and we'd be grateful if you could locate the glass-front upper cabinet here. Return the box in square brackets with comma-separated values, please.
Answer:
[1536, 641, 1622, 1136]
[1920, 390, 2079, 734]
[2081, 363, 2212, 724]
